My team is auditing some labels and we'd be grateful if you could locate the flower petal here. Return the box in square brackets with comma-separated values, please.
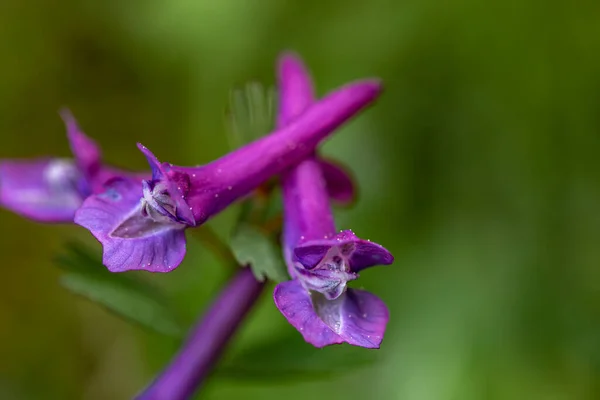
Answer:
[60, 109, 102, 180]
[0, 158, 82, 222]
[313, 288, 389, 349]
[137, 143, 167, 181]
[347, 237, 395, 272]
[276, 51, 315, 127]
[74, 177, 187, 273]
[294, 230, 394, 273]
[273, 280, 344, 348]
[318, 158, 357, 206]
[293, 244, 330, 269]
[274, 281, 389, 349]
[61, 109, 149, 195]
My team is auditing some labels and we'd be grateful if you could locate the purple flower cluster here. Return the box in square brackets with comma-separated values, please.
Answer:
[0, 52, 394, 349]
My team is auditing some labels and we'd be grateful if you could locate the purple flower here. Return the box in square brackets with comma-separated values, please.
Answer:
[273, 53, 394, 348]
[0, 110, 147, 223]
[75, 74, 382, 273]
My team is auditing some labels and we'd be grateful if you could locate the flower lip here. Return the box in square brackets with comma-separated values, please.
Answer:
[74, 177, 188, 272]
[292, 240, 358, 300]
[136, 143, 195, 226]
[273, 280, 389, 349]
[293, 230, 394, 273]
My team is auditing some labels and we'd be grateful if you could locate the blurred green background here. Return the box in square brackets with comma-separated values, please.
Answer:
[2, 0, 600, 399]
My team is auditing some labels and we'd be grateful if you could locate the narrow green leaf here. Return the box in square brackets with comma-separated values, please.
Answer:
[55, 243, 184, 337]
[226, 82, 276, 149]
[230, 224, 289, 283]
[216, 331, 380, 382]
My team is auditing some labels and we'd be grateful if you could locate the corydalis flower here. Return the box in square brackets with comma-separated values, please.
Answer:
[273, 53, 394, 348]
[75, 76, 382, 273]
[0, 110, 146, 222]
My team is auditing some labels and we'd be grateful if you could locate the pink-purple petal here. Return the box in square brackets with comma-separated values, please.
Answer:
[74, 177, 187, 273]
[60, 109, 102, 179]
[293, 230, 394, 273]
[348, 238, 395, 272]
[273, 280, 344, 348]
[293, 244, 330, 269]
[0, 159, 82, 222]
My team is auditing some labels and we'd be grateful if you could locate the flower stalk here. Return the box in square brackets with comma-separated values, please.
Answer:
[136, 267, 264, 400]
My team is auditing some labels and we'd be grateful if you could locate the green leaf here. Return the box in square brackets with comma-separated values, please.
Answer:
[226, 82, 276, 149]
[55, 243, 184, 337]
[216, 331, 380, 382]
[230, 224, 289, 283]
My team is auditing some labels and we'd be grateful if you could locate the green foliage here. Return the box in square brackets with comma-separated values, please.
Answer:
[55, 243, 184, 337]
[230, 224, 289, 283]
[217, 331, 379, 382]
[226, 82, 277, 149]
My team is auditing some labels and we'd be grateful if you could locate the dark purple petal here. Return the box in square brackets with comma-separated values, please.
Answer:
[0, 158, 82, 222]
[273, 280, 344, 348]
[294, 230, 394, 273]
[74, 177, 187, 273]
[60, 109, 102, 180]
[318, 158, 357, 206]
[313, 288, 389, 349]
[293, 244, 330, 269]
[348, 237, 395, 272]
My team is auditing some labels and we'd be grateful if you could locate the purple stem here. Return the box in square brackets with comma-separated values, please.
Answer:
[136, 268, 265, 400]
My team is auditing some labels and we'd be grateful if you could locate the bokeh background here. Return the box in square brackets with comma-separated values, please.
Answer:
[2, 0, 600, 399]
